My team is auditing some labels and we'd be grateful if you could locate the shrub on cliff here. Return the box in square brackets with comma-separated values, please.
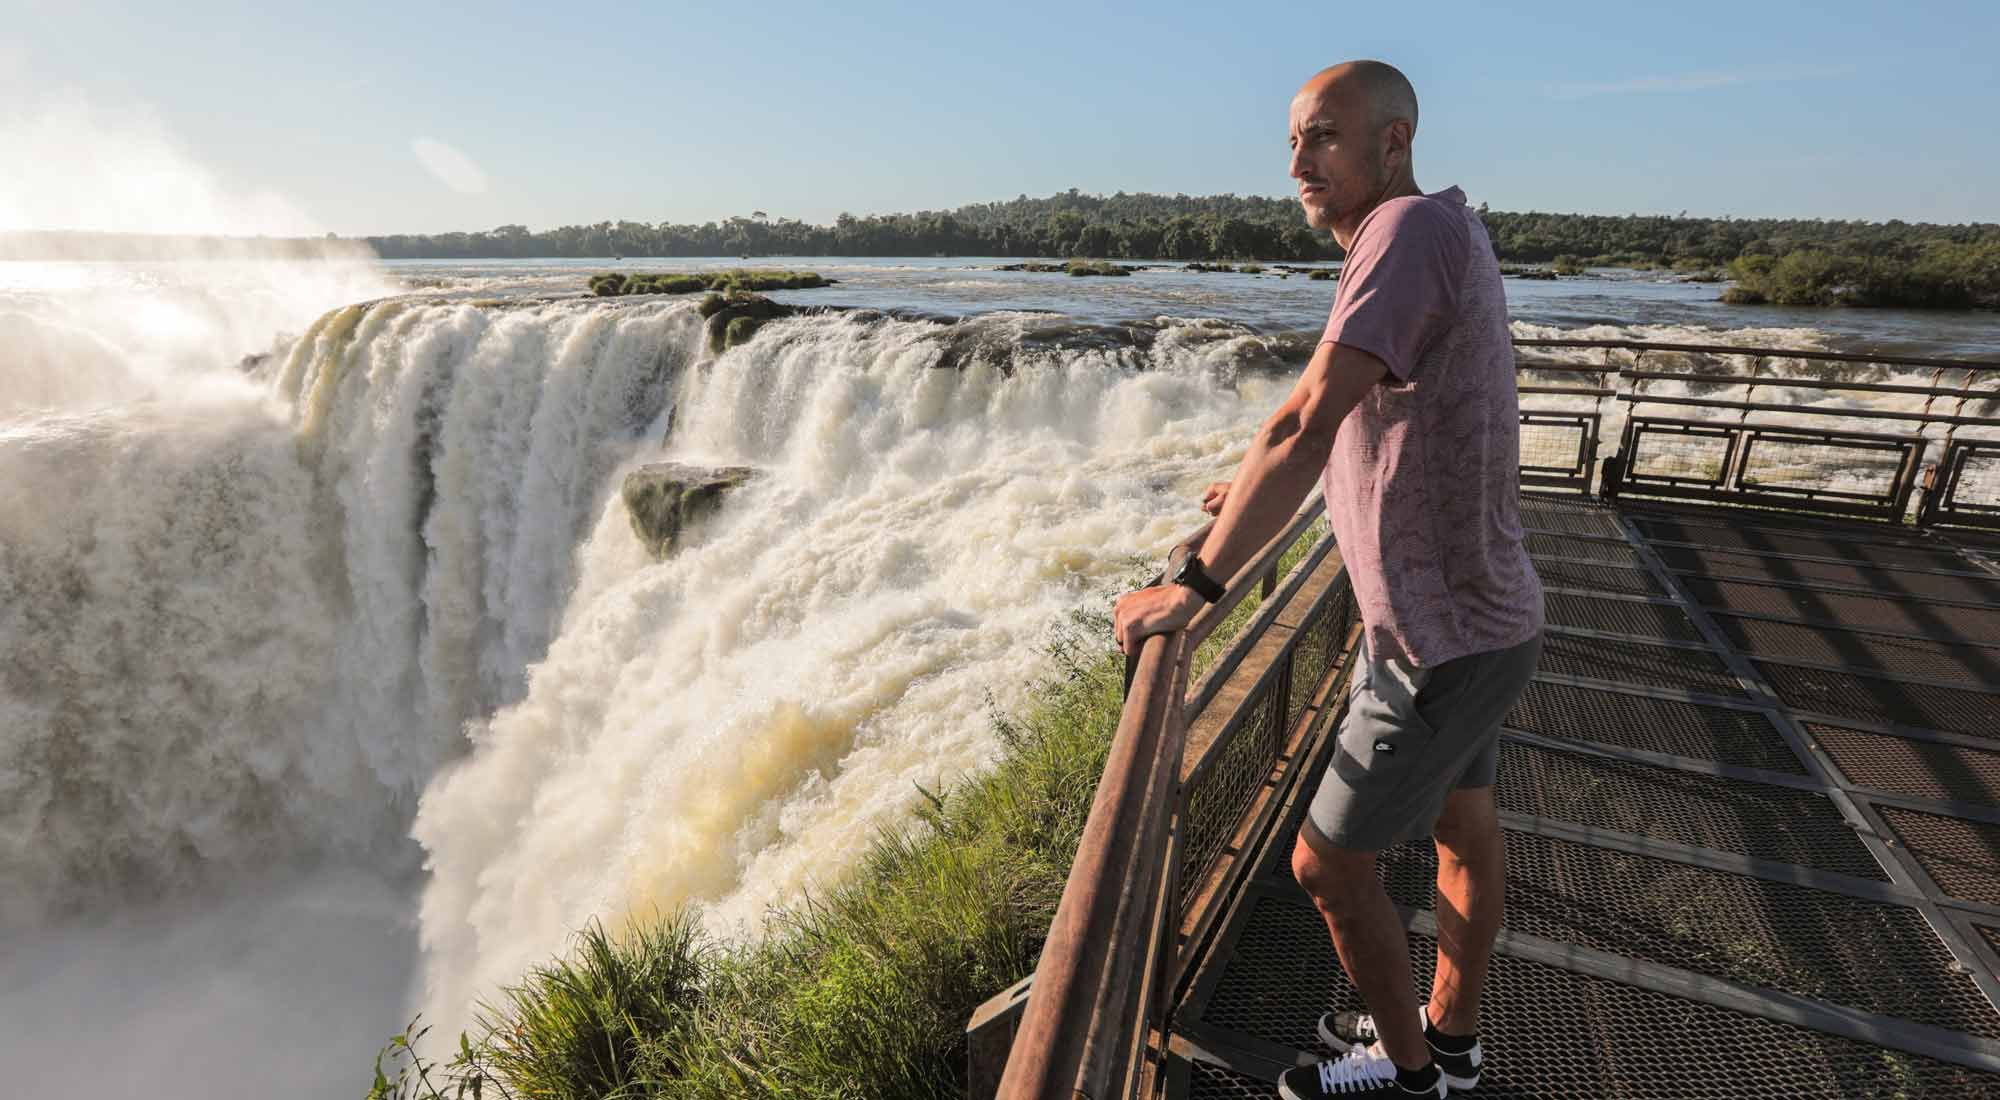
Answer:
[1723, 243, 2000, 308]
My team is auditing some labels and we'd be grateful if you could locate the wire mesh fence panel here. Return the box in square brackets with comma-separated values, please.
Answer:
[1373, 831, 2000, 1037]
[1955, 448, 2000, 511]
[1179, 586, 1353, 915]
[1617, 418, 1925, 520]
[1519, 414, 1594, 486]
[1179, 686, 1283, 911]
[1285, 587, 1351, 731]
[1627, 424, 1733, 485]
[1738, 433, 1915, 502]
[1937, 442, 2000, 530]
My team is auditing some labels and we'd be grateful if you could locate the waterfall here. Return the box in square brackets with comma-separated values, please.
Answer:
[406, 307, 1289, 1031]
[1, 297, 699, 925]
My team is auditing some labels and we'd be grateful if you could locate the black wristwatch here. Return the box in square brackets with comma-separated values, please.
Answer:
[1170, 551, 1227, 603]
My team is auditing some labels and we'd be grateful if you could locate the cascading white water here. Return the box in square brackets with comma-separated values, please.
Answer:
[410, 307, 1293, 1031]
[0, 283, 707, 1098]
[1, 296, 699, 925]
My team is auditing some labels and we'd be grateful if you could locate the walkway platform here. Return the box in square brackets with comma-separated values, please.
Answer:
[1165, 493, 2000, 1099]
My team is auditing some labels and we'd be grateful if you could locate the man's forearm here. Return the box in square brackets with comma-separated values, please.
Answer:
[1189, 413, 1334, 587]
[1183, 341, 1387, 588]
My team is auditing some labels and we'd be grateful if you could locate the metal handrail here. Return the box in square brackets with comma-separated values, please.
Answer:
[1510, 338, 2000, 523]
[995, 498, 1335, 1100]
[1511, 337, 2000, 372]
[995, 626, 1185, 1100]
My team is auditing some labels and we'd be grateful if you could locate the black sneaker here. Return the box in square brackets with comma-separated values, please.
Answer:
[1317, 1008, 1481, 1092]
[1276, 1042, 1446, 1099]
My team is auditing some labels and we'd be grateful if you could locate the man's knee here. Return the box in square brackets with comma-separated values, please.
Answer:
[1433, 786, 1500, 861]
[1292, 825, 1377, 917]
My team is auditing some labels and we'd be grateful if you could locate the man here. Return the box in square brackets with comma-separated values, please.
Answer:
[1112, 60, 1543, 1098]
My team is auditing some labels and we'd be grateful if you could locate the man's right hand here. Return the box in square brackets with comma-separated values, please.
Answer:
[1200, 481, 1232, 516]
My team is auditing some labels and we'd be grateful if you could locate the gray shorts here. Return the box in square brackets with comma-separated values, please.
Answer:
[1307, 633, 1544, 851]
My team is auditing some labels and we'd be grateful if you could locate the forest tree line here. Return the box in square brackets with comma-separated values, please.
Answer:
[359, 189, 1998, 273]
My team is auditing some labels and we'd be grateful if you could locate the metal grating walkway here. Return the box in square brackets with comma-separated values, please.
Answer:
[1166, 494, 2000, 1098]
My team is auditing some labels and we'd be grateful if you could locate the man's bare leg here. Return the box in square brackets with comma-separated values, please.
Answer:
[1428, 785, 1504, 1036]
[1292, 823, 1430, 1070]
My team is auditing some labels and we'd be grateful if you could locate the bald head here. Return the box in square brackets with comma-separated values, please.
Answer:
[1300, 60, 1419, 135]
[1287, 60, 1423, 242]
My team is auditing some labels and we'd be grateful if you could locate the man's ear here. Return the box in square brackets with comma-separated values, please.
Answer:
[1387, 120, 1412, 172]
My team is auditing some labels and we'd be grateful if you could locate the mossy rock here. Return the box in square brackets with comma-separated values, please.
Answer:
[723, 315, 763, 349]
[587, 268, 832, 297]
[621, 462, 758, 558]
[702, 292, 796, 353]
[1064, 260, 1132, 277]
[1308, 269, 1337, 281]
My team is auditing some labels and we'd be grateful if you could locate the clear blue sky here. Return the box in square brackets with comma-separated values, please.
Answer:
[4, 0, 1996, 235]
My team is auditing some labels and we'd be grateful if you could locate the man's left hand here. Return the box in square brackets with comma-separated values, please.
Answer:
[1112, 583, 1205, 654]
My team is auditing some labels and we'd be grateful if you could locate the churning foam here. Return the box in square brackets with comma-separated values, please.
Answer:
[410, 307, 1290, 1030]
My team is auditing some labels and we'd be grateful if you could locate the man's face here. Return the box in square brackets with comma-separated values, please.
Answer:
[1288, 83, 1388, 233]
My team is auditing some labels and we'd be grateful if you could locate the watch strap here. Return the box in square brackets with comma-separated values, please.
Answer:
[1175, 553, 1227, 603]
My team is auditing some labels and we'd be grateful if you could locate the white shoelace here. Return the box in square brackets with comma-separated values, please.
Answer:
[1315, 1045, 1398, 1094]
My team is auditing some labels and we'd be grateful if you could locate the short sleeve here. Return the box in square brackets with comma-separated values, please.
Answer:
[1319, 198, 1472, 381]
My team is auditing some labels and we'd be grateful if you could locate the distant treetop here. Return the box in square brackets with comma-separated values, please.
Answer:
[354, 191, 1997, 271]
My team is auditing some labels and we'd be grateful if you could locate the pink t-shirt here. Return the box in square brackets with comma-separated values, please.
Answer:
[1318, 186, 1543, 667]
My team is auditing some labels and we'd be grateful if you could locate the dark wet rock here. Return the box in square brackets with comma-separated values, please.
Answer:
[698, 291, 848, 353]
[621, 462, 758, 558]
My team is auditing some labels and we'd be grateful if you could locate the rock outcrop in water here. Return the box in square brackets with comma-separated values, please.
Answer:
[589, 269, 832, 296]
[621, 462, 758, 558]
[697, 291, 801, 353]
